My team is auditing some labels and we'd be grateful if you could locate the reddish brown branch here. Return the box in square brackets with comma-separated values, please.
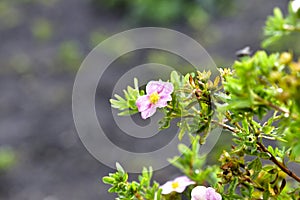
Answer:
[257, 142, 300, 183]
[212, 119, 300, 183]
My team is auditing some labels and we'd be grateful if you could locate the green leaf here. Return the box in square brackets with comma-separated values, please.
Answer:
[274, 7, 283, 19]
[103, 176, 115, 184]
[110, 79, 141, 116]
[170, 71, 181, 90]
[116, 162, 125, 175]
[178, 144, 190, 154]
[248, 158, 262, 178]
[178, 121, 190, 140]
[228, 177, 239, 195]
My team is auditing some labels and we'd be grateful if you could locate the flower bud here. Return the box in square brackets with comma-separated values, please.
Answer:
[279, 52, 292, 64]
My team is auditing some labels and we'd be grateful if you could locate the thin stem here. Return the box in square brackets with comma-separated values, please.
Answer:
[225, 111, 242, 130]
[212, 119, 300, 183]
[211, 119, 239, 133]
[283, 24, 300, 32]
[257, 142, 300, 183]
[254, 95, 289, 114]
[254, 96, 298, 120]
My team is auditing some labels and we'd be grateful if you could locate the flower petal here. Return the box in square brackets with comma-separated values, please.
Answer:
[206, 187, 222, 200]
[292, 0, 300, 12]
[172, 176, 195, 193]
[160, 181, 174, 195]
[141, 106, 156, 119]
[191, 186, 207, 200]
[146, 81, 174, 95]
[174, 176, 195, 187]
[155, 100, 168, 108]
[136, 95, 151, 112]
[159, 94, 172, 102]
[174, 185, 187, 193]
[159, 81, 174, 95]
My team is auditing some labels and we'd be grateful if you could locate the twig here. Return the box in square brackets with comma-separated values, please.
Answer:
[212, 119, 300, 183]
[211, 120, 239, 133]
[254, 96, 299, 120]
[257, 141, 300, 183]
[283, 24, 300, 32]
[254, 96, 289, 114]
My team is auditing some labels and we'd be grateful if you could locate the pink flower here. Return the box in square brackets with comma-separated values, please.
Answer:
[160, 176, 195, 195]
[191, 186, 222, 200]
[136, 80, 174, 119]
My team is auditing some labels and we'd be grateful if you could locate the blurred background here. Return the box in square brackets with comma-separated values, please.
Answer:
[0, 0, 293, 199]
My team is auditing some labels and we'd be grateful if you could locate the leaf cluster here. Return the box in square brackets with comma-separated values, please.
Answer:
[216, 51, 300, 199]
[103, 163, 161, 200]
[110, 78, 143, 116]
[263, 4, 300, 47]
[169, 136, 220, 186]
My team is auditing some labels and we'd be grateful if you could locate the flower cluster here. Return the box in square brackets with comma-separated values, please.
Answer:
[160, 176, 222, 200]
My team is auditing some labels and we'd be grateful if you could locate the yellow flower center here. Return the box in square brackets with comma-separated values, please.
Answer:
[149, 92, 160, 104]
[172, 181, 179, 189]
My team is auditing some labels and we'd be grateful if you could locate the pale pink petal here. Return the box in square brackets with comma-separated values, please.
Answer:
[172, 176, 195, 193]
[191, 186, 222, 200]
[141, 106, 156, 119]
[160, 181, 174, 195]
[155, 100, 168, 108]
[174, 176, 195, 187]
[136, 95, 151, 112]
[206, 187, 222, 200]
[160, 176, 195, 195]
[191, 186, 207, 200]
[159, 94, 172, 102]
[154, 94, 172, 108]
[159, 82, 174, 95]
[146, 81, 163, 94]
[146, 81, 173, 95]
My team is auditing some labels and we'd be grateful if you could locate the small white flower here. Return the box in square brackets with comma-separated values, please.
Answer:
[291, 0, 300, 12]
[160, 176, 195, 195]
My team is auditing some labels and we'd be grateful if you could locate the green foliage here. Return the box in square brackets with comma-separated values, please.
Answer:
[92, 0, 236, 25]
[169, 136, 220, 186]
[158, 71, 221, 143]
[107, 52, 300, 198]
[0, 0, 58, 31]
[0, 148, 16, 171]
[105, 1, 300, 199]
[0, 1, 21, 29]
[31, 19, 53, 42]
[110, 78, 143, 116]
[103, 163, 162, 200]
[57, 41, 83, 72]
[89, 31, 109, 48]
[263, 3, 300, 47]
[108, 50, 300, 198]
[216, 51, 300, 199]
